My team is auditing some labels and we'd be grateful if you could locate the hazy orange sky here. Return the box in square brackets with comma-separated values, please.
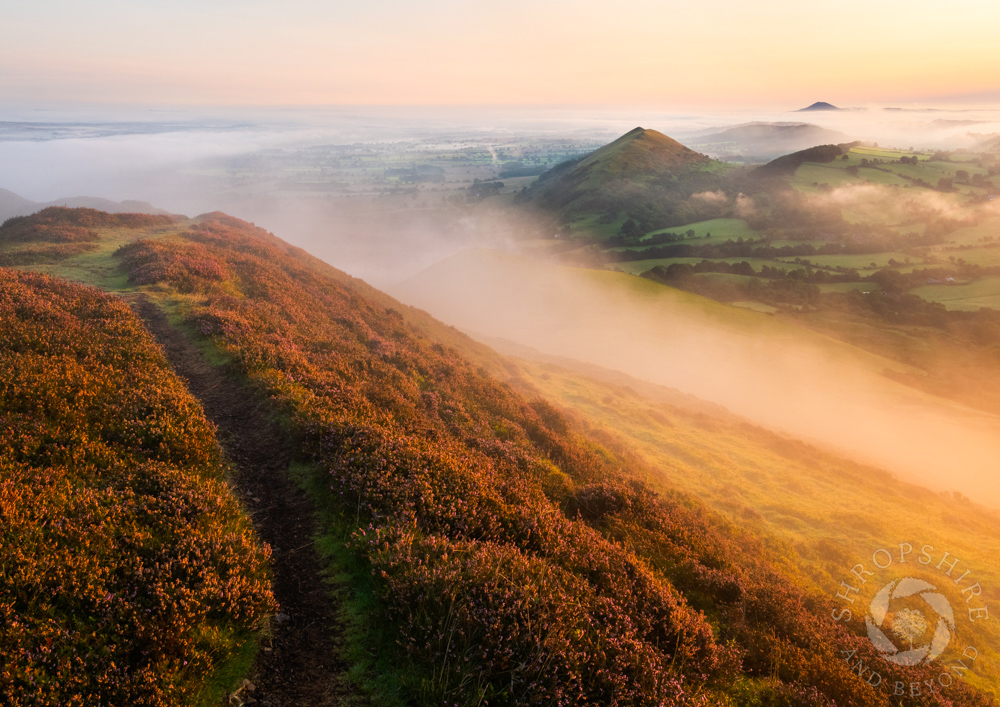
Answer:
[2, 0, 1000, 107]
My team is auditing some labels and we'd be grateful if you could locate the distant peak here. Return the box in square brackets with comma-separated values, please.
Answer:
[797, 102, 841, 112]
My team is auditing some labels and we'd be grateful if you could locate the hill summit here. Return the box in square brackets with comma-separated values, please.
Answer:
[573, 126, 710, 177]
[797, 101, 841, 112]
[522, 127, 727, 236]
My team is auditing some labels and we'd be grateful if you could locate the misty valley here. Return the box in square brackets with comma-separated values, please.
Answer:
[2, 106, 1000, 707]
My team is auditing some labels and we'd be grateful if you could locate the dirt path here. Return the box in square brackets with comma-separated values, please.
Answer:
[131, 296, 351, 707]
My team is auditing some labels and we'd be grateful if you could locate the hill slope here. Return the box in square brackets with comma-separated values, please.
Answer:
[0, 268, 274, 706]
[0, 188, 170, 222]
[521, 128, 733, 236]
[3, 208, 997, 705]
[975, 133, 1000, 152]
[686, 122, 850, 160]
[394, 247, 1000, 506]
[798, 101, 841, 111]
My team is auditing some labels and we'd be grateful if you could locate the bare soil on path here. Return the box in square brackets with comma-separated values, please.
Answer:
[131, 296, 352, 707]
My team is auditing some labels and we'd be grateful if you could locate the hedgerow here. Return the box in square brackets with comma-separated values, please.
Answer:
[0, 268, 274, 706]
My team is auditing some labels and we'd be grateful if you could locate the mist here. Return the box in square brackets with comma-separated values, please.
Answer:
[7, 103, 1000, 480]
[4, 102, 1000, 286]
[393, 248, 1000, 508]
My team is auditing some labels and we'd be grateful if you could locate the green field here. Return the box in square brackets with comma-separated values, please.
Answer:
[795, 163, 910, 191]
[645, 217, 759, 241]
[568, 212, 628, 239]
[943, 217, 1000, 246]
[817, 282, 871, 293]
[850, 146, 926, 160]
[912, 276, 1000, 310]
[795, 252, 917, 270]
[768, 238, 826, 247]
[938, 246, 1000, 267]
[0, 224, 183, 290]
[791, 146, 992, 201]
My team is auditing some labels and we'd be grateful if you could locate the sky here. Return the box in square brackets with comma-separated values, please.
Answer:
[3, 0, 1000, 108]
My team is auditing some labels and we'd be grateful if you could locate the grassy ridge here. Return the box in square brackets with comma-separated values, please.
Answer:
[0, 267, 274, 706]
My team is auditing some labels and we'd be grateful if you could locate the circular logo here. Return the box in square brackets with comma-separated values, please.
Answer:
[865, 577, 956, 666]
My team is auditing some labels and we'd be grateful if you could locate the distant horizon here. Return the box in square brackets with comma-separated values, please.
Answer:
[6, 0, 1000, 108]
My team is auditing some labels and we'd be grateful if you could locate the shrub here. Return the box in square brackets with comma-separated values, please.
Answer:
[0, 269, 274, 706]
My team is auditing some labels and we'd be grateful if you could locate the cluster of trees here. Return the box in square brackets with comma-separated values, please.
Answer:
[642, 258, 860, 285]
[466, 180, 505, 199]
[603, 231, 928, 264]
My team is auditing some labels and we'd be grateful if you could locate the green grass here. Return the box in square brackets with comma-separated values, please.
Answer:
[1, 223, 188, 289]
[767, 239, 825, 247]
[790, 146, 991, 200]
[793, 163, 909, 192]
[817, 282, 871, 293]
[849, 146, 924, 160]
[911, 276, 1000, 311]
[568, 212, 627, 239]
[195, 633, 260, 707]
[942, 217, 1000, 247]
[794, 252, 916, 270]
[645, 217, 758, 242]
[286, 461, 409, 707]
[166, 314, 406, 706]
[938, 246, 1000, 267]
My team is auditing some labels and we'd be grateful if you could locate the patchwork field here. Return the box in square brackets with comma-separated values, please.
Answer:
[913, 275, 1000, 310]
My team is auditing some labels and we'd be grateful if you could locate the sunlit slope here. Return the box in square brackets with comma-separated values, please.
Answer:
[99, 212, 958, 705]
[7, 208, 997, 703]
[0, 268, 274, 705]
[501, 352, 1000, 695]
[394, 248, 1000, 506]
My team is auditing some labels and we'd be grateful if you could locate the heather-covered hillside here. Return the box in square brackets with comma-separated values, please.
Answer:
[0, 268, 274, 706]
[109, 212, 991, 705]
[1, 208, 996, 705]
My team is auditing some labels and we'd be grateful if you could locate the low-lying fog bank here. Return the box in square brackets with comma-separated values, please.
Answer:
[394, 248, 1000, 507]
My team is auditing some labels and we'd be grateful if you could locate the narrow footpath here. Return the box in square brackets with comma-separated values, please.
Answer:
[131, 296, 351, 707]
